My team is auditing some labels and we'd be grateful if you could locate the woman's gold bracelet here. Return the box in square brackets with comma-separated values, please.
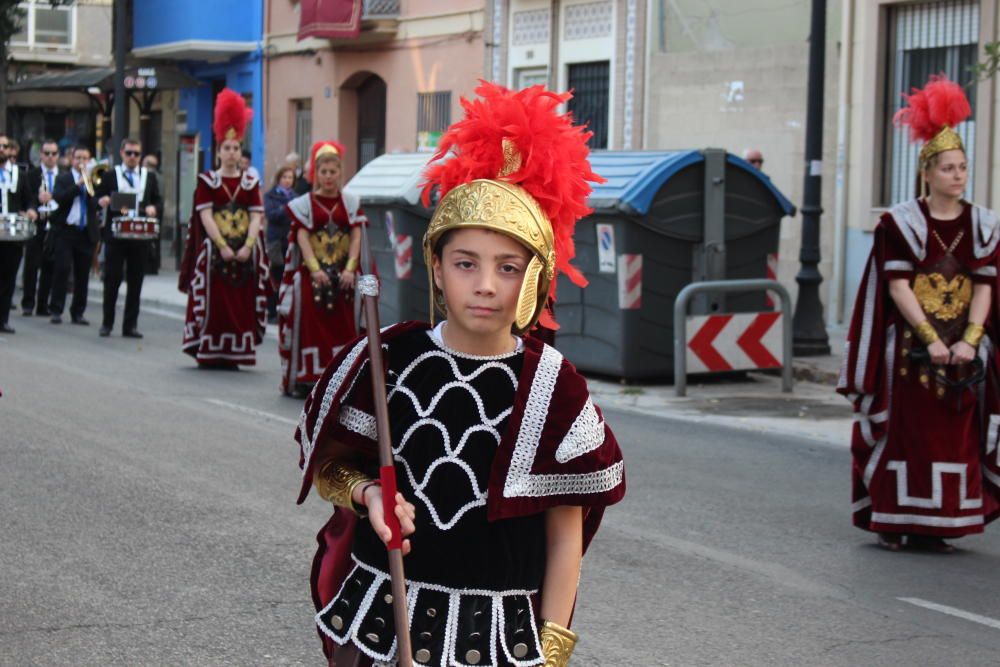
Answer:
[963, 323, 985, 347]
[345, 256, 359, 272]
[915, 321, 940, 345]
[213, 236, 229, 251]
[244, 235, 256, 250]
[305, 257, 321, 273]
[314, 462, 372, 516]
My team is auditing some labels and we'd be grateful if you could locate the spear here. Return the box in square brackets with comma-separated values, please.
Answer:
[355, 227, 414, 667]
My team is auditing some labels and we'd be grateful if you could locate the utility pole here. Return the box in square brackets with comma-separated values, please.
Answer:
[112, 0, 127, 163]
[792, 0, 831, 356]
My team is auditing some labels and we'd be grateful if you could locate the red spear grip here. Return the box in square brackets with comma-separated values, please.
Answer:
[379, 465, 403, 550]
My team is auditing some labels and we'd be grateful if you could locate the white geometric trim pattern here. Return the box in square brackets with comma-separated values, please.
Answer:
[555, 399, 605, 463]
[503, 345, 623, 498]
[871, 512, 983, 528]
[885, 460, 983, 510]
[884, 260, 914, 272]
[987, 414, 1000, 464]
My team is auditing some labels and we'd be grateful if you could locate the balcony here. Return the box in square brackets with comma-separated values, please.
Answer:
[363, 0, 400, 18]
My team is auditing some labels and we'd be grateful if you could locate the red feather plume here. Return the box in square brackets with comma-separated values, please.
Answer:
[421, 81, 605, 302]
[213, 88, 252, 144]
[893, 75, 971, 143]
[308, 140, 346, 184]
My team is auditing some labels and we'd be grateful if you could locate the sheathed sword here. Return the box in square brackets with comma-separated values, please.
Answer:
[356, 220, 414, 667]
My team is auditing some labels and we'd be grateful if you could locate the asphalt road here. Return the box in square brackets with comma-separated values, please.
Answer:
[2, 305, 999, 666]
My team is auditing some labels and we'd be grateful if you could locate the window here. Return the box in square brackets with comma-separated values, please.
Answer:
[417, 91, 451, 152]
[11, 0, 74, 49]
[293, 99, 313, 165]
[567, 61, 609, 149]
[516, 67, 549, 89]
[882, 0, 979, 205]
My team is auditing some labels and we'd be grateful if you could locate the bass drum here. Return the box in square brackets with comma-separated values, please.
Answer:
[0, 214, 35, 242]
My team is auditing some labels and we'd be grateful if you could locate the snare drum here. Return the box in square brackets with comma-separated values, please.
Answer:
[111, 216, 159, 241]
[0, 214, 36, 242]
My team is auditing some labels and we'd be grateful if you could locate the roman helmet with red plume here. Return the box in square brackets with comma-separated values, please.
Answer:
[213, 88, 253, 144]
[420, 81, 605, 334]
[308, 140, 346, 184]
[893, 75, 972, 168]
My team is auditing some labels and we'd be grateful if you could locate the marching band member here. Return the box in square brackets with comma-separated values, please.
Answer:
[295, 83, 625, 666]
[0, 134, 36, 333]
[22, 139, 60, 318]
[48, 146, 100, 326]
[277, 141, 366, 396]
[96, 137, 163, 338]
[179, 89, 267, 368]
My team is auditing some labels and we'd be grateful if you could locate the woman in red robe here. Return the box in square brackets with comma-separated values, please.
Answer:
[278, 141, 366, 395]
[840, 76, 1000, 552]
[179, 89, 268, 368]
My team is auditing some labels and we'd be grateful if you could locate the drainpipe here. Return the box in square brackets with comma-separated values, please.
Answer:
[828, 0, 854, 326]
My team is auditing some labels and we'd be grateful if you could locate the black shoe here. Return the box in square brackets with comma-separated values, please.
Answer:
[99, 326, 112, 337]
[36, 308, 50, 317]
[50, 315, 62, 324]
[0, 323, 14, 334]
[122, 329, 143, 339]
[71, 316, 89, 326]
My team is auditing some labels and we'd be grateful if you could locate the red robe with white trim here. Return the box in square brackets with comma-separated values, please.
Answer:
[295, 321, 625, 659]
[180, 171, 267, 366]
[277, 190, 367, 393]
[839, 199, 1000, 537]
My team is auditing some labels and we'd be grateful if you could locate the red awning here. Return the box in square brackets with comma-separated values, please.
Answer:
[298, 0, 363, 40]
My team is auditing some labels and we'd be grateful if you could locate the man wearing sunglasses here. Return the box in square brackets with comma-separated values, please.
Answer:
[22, 139, 61, 317]
[95, 137, 162, 338]
[0, 134, 38, 334]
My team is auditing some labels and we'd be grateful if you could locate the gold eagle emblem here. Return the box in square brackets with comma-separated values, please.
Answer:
[913, 272, 972, 321]
[310, 227, 350, 267]
[213, 208, 250, 242]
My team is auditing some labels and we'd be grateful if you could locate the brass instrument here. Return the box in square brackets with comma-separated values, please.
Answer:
[80, 161, 109, 197]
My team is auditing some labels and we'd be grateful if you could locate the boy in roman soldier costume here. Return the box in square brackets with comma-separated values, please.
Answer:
[179, 89, 268, 368]
[278, 141, 367, 396]
[295, 83, 625, 666]
[840, 76, 1000, 552]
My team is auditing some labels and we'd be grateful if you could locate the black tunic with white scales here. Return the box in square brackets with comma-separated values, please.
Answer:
[317, 324, 547, 667]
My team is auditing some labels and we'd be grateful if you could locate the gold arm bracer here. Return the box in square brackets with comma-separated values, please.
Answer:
[540, 620, 579, 667]
[915, 320, 940, 346]
[314, 461, 371, 516]
[963, 322, 985, 347]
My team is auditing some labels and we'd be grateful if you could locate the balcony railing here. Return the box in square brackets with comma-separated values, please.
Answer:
[363, 0, 400, 18]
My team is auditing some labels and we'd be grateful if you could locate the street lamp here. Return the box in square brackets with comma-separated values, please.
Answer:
[792, 0, 832, 356]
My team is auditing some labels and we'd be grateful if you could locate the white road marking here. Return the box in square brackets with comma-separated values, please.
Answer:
[205, 398, 298, 426]
[898, 597, 1000, 631]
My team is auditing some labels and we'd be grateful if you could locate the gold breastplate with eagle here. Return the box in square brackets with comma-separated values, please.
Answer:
[912, 228, 972, 345]
[309, 223, 350, 269]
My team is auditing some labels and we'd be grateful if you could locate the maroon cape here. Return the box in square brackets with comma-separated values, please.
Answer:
[295, 321, 626, 657]
[839, 199, 1000, 537]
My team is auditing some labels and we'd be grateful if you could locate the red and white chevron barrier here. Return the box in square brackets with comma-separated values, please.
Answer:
[686, 311, 783, 373]
[617, 254, 642, 310]
[394, 234, 412, 280]
[765, 252, 778, 309]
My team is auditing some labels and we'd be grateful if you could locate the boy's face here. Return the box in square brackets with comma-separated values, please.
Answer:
[432, 228, 532, 339]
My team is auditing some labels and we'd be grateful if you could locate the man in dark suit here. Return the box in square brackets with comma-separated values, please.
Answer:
[0, 134, 37, 333]
[22, 139, 61, 317]
[48, 145, 100, 325]
[95, 137, 162, 338]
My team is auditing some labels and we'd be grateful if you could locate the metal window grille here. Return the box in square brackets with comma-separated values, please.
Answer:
[294, 99, 313, 165]
[417, 92, 451, 134]
[567, 61, 610, 149]
[516, 67, 549, 89]
[883, 0, 979, 205]
[363, 0, 400, 17]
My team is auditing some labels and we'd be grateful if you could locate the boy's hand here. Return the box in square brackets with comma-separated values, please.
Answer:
[365, 486, 416, 556]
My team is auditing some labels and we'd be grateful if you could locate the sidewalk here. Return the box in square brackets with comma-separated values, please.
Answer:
[100, 269, 853, 446]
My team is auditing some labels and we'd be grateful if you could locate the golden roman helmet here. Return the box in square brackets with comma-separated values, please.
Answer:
[919, 126, 965, 169]
[423, 140, 556, 335]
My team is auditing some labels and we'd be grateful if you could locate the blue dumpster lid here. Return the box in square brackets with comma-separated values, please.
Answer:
[348, 150, 796, 217]
[346, 152, 436, 206]
[588, 150, 796, 217]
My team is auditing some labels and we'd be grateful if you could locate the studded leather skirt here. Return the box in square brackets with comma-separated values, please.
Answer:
[317, 558, 544, 667]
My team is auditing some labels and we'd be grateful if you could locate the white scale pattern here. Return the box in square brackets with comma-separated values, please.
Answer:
[388, 349, 519, 531]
